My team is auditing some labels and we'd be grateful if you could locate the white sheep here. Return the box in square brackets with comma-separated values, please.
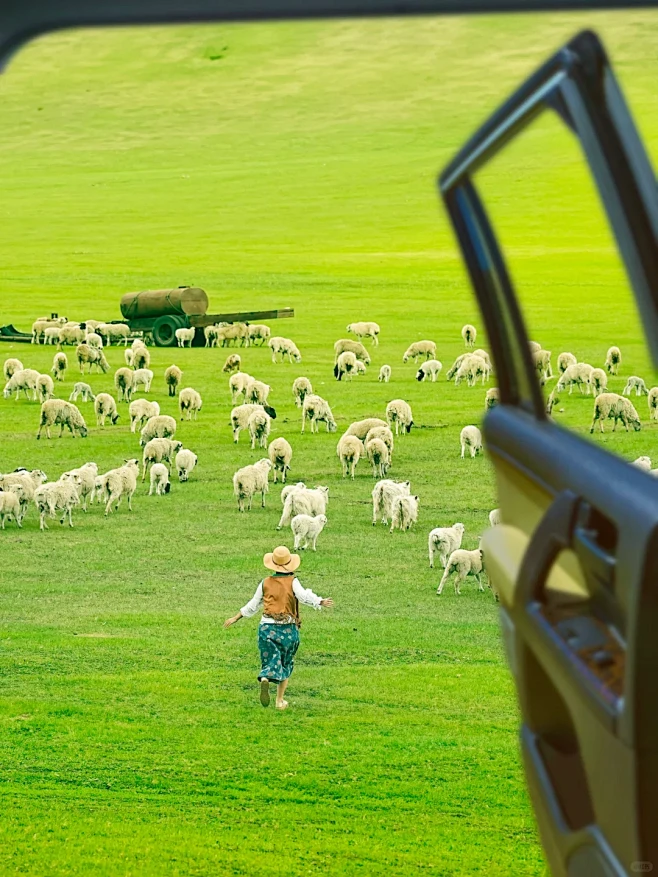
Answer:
[333, 339, 370, 365]
[546, 389, 559, 416]
[3, 368, 40, 400]
[428, 522, 465, 568]
[204, 324, 222, 347]
[36, 373, 55, 403]
[489, 508, 502, 527]
[68, 382, 96, 404]
[248, 409, 271, 450]
[222, 354, 241, 374]
[57, 324, 85, 347]
[461, 324, 476, 347]
[85, 331, 103, 349]
[334, 350, 358, 381]
[557, 352, 577, 375]
[132, 368, 154, 394]
[416, 360, 443, 382]
[291, 513, 327, 551]
[485, 387, 500, 410]
[364, 425, 394, 460]
[280, 482, 306, 507]
[217, 323, 249, 347]
[60, 462, 98, 511]
[0, 487, 23, 529]
[389, 494, 419, 533]
[36, 400, 88, 439]
[34, 480, 80, 530]
[245, 379, 271, 406]
[386, 400, 414, 435]
[355, 361, 367, 378]
[3, 358, 23, 381]
[229, 371, 254, 404]
[372, 479, 410, 525]
[378, 365, 391, 383]
[472, 349, 492, 370]
[292, 377, 313, 407]
[175, 327, 195, 348]
[179, 388, 202, 421]
[114, 367, 134, 402]
[149, 462, 171, 495]
[231, 403, 276, 443]
[365, 437, 390, 478]
[557, 362, 594, 395]
[632, 456, 652, 471]
[648, 388, 658, 421]
[460, 425, 483, 458]
[302, 395, 337, 434]
[82, 320, 102, 333]
[50, 352, 67, 383]
[124, 348, 135, 367]
[141, 438, 182, 482]
[454, 354, 489, 387]
[140, 415, 177, 447]
[129, 398, 160, 433]
[175, 448, 198, 482]
[437, 548, 486, 595]
[590, 368, 608, 396]
[133, 347, 151, 372]
[165, 365, 183, 397]
[76, 345, 109, 374]
[94, 393, 120, 427]
[233, 458, 272, 512]
[31, 316, 67, 344]
[269, 336, 301, 363]
[44, 327, 62, 345]
[277, 485, 329, 529]
[0, 469, 47, 511]
[97, 323, 130, 346]
[533, 349, 553, 383]
[268, 438, 292, 484]
[446, 354, 467, 380]
[402, 340, 436, 363]
[98, 459, 140, 515]
[344, 418, 388, 442]
[590, 393, 641, 433]
[247, 324, 271, 345]
[346, 321, 380, 346]
[336, 434, 364, 479]
[528, 341, 542, 354]
[623, 376, 648, 397]
[605, 346, 622, 375]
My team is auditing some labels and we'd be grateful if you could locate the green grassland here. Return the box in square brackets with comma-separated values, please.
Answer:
[1, 11, 658, 876]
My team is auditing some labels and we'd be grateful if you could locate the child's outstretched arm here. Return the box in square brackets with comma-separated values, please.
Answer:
[224, 582, 264, 628]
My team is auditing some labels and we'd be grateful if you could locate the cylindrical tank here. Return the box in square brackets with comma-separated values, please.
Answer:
[120, 287, 208, 320]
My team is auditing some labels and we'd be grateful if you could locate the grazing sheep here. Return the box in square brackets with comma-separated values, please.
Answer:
[365, 436, 390, 478]
[231, 403, 276, 443]
[36, 373, 55, 403]
[124, 349, 135, 367]
[390, 494, 419, 533]
[485, 387, 500, 410]
[648, 388, 658, 421]
[336, 434, 364, 479]
[346, 321, 380, 346]
[245, 379, 272, 406]
[372, 479, 410, 525]
[140, 414, 177, 447]
[60, 462, 98, 511]
[546, 388, 561, 416]
[82, 320, 102, 333]
[590, 368, 608, 396]
[36, 400, 88, 439]
[97, 323, 130, 346]
[302, 394, 337, 434]
[437, 548, 486, 595]
[98, 459, 140, 514]
[217, 322, 249, 347]
[386, 399, 414, 435]
[333, 338, 371, 365]
[132, 368, 154, 394]
[489, 508, 502, 527]
[428, 522, 465, 568]
[460, 425, 483, 458]
[3, 368, 40, 401]
[233, 458, 272, 512]
[179, 387, 202, 421]
[277, 485, 329, 529]
[175, 448, 198, 482]
[632, 456, 652, 471]
[590, 393, 641, 433]
[129, 398, 160, 432]
[402, 340, 436, 363]
[175, 327, 195, 348]
[76, 344, 109, 374]
[149, 462, 171, 495]
[34, 480, 80, 530]
[269, 336, 301, 363]
[416, 360, 443, 382]
[355, 361, 367, 377]
[623, 376, 648, 397]
[344, 417, 388, 443]
[248, 409, 271, 450]
[133, 347, 151, 371]
[280, 482, 306, 507]
[114, 367, 134, 401]
[533, 349, 553, 383]
[364, 425, 394, 460]
[141, 438, 182, 482]
[229, 371, 254, 404]
[378, 365, 391, 383]
[454, 354, 489, 387]
[291, 513, 327, 551]
[472, 349, 492, 369]
[528, 341, 542, 354]
[3, 358, 23, 381]
[85, 332, 103, 349]
[334, 350, 358, 381]
[605, 346, 622, 375]
[292, 376, 313, 408]
[247, 324, 271, 345]
[557, 362, 594, 395]
[52, 352, 68, 381]
[94, 393, 120, 427]
[57, 324, 85, 347]
[222, 354, 241, 374]
[204, 324, 222, 348]
[557, 352, 577, 375]
[446, 354, 467, 381]
[462, 324, 476, 347]
[165, 365, 183, 397]
[0, 487, 23, 529]
[268, 437, 292, 484]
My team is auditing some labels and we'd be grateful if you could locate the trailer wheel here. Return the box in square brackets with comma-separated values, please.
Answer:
[152, 315, 186, 347]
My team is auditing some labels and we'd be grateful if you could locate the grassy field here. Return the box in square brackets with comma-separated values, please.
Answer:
[1, 11, 658, 876]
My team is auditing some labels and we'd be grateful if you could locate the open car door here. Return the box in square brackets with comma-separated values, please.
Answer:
[440, 30, 658, 877]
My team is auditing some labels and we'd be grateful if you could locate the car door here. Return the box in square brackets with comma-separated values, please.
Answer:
[439, 30, 658, 877]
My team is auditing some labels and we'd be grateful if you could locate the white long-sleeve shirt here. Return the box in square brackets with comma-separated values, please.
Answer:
[241, 577, 324, 624]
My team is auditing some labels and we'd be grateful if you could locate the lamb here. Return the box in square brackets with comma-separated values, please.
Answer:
[229, 371, 254, 403]
[31, 316, 66, 344]
[546, 388, 560, 415]
[132, 368, 154, 394]
[233, 458, 272, 512]
[378, 365, 391, 383]
[280, 482, 306, 507]
[648, 388, 658, 421]
[354, 361, 366, 377]
[140, 414, 177, 447]
[3, 358, 23, 381]
[533, 349, 553, 383]
[217, 322, 249, 347]
[149, 462, 171, 495]
[557, 352, 577, 375]
[590, 393, 641, 433]
[268, 437, 292, 483]
[386, 399, 414, 435]
[0, 487, 23, 529]
[245, 378, 272, 406]
[590, 368, 608, 396]
[85, 331, 103, 349]
[44, 327, 62, 345]
[175, 448, 198, 482]
[334, 350, 358, 381]
[277, 485, 329, 529]
[124, 348, 135, 367]
[60, 462, 98, 511]
[94, 392, 120, 427]
[98, 459, 140, 514]
[231, 403, 276, 443]
[133, 347, 151, 371]
[34, 480, 80, 530]
[454, 354, 489, 387]
[364, 425, 394, 460]
[129, 398, 160, 432]
[3, 368, 40, 400]
[292, 377, 313, 407]
[437, 548, 486, 595]
[389, 494, 419, 533]
[346, 321, 380, 346]
[165, 365, 183, 397]
[446, 354, 467, 380]
[97, 323, 130, 345]
[428, 522, 465, 568]
[333, 338, 370, 365]
[269, 336, 301, 363]
[248, 409, 271, 450]
[605, 346, 622, 375]
[557, 362, 594, 395]
[301, 394, 336, 434]
[460, 425, 483, 458]
[623, 376, 648, 397]
[343, 417, 388, 442]
[36, 399, 88, 439]
[141, 438, 183, 482]
[489, 508, 502, 527]
[291, 513, 327, 551]
[222, 354, 241, 374]
[51, 352, 68, 381]
[416, 360, 443, 382]
[247, 324, 271, 345]
[57, 324, 85, 347]
[485, 387, 500, 410]
[372, 479, 410, 525]
[179, 387, 202, 420]
[402, 340, 436, 363]
[365, 436, 390, 478]
[336, 434, 364, 479]
[82, 320, 102, 333]
[76, 344, 109, 374]
[632, 456, 652, 471]
[36, 373, 55, 402]
[462, 324, 476, 347]
[175, 327, 195, 348]
[114, 367, 134, 401]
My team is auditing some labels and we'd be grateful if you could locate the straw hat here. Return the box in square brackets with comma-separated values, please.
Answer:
[263, 545, 301, 573]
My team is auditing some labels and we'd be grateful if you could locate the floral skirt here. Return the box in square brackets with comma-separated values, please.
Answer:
[258, 623, 300, 683]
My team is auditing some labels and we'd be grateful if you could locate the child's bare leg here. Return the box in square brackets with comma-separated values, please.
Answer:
[276, 679, 290, 709]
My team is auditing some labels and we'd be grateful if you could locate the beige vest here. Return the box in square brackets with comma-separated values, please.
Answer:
[262, 574, 300, 626]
